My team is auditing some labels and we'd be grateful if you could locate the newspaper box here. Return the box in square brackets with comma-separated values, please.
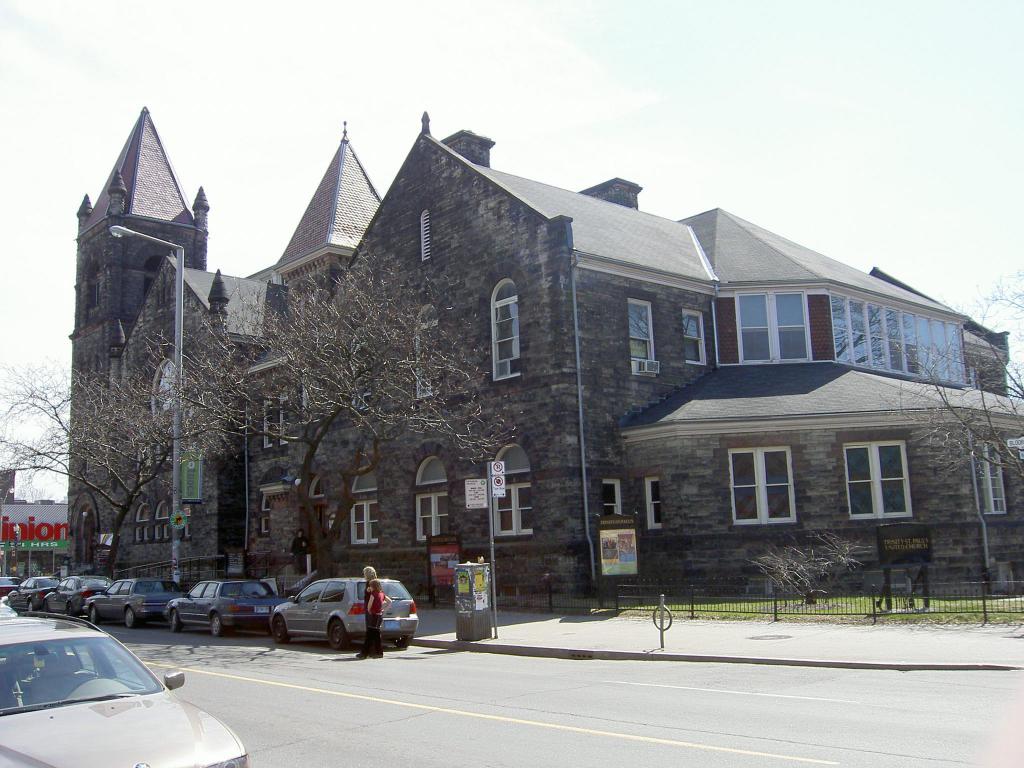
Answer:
[454, 562, 491, 641]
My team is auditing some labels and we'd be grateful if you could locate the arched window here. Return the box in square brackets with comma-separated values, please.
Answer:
[84, 262, 100, 311]
[420, 209, 432, 261]
[135, 503, 151, 523]
[415, 457, 448, 542]
[152, 359, 174, 414]
[351, 471, 378, 545]
[155, 502, 169, 520]
[495, 445, 532, 536]
[491, 279, 520, 380]
[415, 305, 439, 399]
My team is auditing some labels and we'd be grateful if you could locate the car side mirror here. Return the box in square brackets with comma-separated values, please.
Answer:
[163, 671, 185, 691]
[288, 595, 297, 603]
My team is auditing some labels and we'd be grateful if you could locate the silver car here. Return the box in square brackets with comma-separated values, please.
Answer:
[269, 577, 417, 650]
[0, 613, 248, 767]
[85, 578, 185, 628]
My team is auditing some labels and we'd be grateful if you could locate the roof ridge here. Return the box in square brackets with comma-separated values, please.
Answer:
[717, 209, 818, 277]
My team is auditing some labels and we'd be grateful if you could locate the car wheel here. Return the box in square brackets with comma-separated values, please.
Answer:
[210, 612, 228, 637]
[89, 605, 102, 624]
[65, 599, 76, 616]
[42, 596, 55, 613]
[124, 607, 138, 628]
[169, 609, 183, 633]
[395, 636, 411, 649]
[30, 596, 43, 611]
[328, 618, 349, 651]
[271, 615, 290, 644]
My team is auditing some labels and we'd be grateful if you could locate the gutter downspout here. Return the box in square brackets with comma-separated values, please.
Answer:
[564, 217, 596, 583]
[966, 429, 991, 576]
[710, 282, 721, 368]
[243, 415, 251, 554]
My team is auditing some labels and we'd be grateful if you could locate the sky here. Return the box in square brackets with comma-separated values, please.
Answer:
[1, 0, 1022, 497]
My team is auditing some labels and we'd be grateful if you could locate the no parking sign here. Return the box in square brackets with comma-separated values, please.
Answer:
[489, 461, 506, 498]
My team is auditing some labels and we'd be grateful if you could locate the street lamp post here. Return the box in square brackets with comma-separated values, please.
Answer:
[110, 225, 185, 584]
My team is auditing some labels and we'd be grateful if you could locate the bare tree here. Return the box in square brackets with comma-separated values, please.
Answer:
[752, 533, 865, 602]
[193, 258, 508, 576]
[0, 358, 231, 576]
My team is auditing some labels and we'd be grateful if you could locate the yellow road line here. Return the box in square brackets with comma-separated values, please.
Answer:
[146, 661, 838, 765]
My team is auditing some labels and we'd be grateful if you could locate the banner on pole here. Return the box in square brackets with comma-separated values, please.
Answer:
[181, 452, 203, 502]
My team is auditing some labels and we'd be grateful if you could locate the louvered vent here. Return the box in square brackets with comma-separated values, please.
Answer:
[420, 209, 432, 261]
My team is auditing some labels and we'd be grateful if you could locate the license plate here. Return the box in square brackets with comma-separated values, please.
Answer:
[383, 619, 399, 630]
[254, 606, 269, 614]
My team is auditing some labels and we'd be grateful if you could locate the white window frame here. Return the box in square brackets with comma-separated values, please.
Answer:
[420, 209, 432, 261]
[644, 476, 662, 530]
[491, 279, 521, 380]
[736, 293, 810, 363]
[980, 444, 1007, 515]
[135, 504, 151, 523]
[351, 500, 379, 544]
[415, 492, 448, 542]
[681, 309, 705, 365]
[154, 501, 169, 520]
[728, 447, 797, 525]
[134, 527, 143, 543]
[259, 516, 270, 535]
[278, 396, 288, 445]
[627, 299, 655, 362]
[262, 400, 273, 449]
[843, 441, 913, 519]
[601, 479, 622, 515]
[495, 482, 533, 536]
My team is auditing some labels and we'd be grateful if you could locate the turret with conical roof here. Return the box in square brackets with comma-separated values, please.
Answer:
[76, 195, 93, 230]
[193, 186, 209, 231]
[208, 269, 229, 315]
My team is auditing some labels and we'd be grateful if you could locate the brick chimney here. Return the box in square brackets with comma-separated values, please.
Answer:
[579, 178, 642, 209]
[442, 130, 495, 167]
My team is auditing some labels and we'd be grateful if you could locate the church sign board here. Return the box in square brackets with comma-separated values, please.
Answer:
[876, 523, 932, 566]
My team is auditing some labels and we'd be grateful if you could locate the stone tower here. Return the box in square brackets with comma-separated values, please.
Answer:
[71, 107, 208, 377]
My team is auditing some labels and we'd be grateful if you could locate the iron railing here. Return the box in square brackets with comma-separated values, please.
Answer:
[114, 555, 225, 586]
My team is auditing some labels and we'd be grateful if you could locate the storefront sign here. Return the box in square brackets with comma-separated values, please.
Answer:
[877, 523, 932, 566]
[599, 515, 638, 576]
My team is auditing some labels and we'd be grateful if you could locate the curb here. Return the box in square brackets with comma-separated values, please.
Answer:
[411, 638, 1021, 672]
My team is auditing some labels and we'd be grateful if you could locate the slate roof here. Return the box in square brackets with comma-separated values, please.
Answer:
[430, 138, 714, 283]
[277, 137, 381, 270]
[83, 108, 193, 232]
[183, 266, 269, 337]
[622, 362, 994, 429]
[681, 209, 953, 314]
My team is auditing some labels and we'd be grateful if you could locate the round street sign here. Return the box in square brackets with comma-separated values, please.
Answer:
[492, 475, 505, 489]
[170, 512, 186, 529]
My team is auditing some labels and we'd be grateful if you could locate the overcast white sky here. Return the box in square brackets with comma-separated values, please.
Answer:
[2, 1, 1022, 496]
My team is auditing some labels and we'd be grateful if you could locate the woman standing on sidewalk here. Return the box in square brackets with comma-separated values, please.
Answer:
[357, 578, 391, 659]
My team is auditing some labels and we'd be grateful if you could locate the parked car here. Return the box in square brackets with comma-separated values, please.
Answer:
[0, 576, 22, 598]
[165, 579, 287, 637]
[42, 575, 111, 616]
[269, 577, 417, 650]
[0, 612, 248, 767]
[6, 577, 59, 612]
[85, 578, 184, 627]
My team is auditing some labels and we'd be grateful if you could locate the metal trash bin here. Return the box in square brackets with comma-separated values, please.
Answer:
[454, 562, 492, 641]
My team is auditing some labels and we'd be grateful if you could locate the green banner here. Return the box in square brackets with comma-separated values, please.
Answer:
[181, 451, 203, 502]
[16, 540, 68, 550]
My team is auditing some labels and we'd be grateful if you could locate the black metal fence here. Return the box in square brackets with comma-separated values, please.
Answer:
[114, 555, 226, 585]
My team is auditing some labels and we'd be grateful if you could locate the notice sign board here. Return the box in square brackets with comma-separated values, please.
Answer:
[599, 515, 638, 576]
[428, 534, 461, 588]
[465, 479, 488, 509]
[877, 523, 932, 566]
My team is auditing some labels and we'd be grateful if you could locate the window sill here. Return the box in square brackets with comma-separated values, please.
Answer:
[733, 518, 797, 526]
[683, 359, 706, 366]
[495, 530, 534, 538]
[849, 513, 913, 520]
[492, 371, 521, 382]
[983, 511, 1007, 516]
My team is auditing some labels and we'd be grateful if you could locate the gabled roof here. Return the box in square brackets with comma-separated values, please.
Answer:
[277, 136, 381, 270]
[682, 209, 953, 314]
[428, 137, 714, 284]
[183, 266, 270, 337]
[83, 108, 193, 232]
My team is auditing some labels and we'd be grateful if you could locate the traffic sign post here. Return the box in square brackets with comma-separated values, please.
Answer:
[486, 461, 505, 639]
[464, 479, 488, 509]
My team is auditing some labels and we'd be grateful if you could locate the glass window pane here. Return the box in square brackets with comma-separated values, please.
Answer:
[848, 483, 874, 516]
[877, 445, 904, 479]
[629, 339, 650, 360]
[731, 452, 756, 486]
[516, 485, 532, 509]
[739, 295, 768, 327]
[831, 296, 850, 362]
[775, 294, 805, 327]
[778, 328, 807, 359]
[765, 486, 791, 519]
[682, 314, 700, 338]
[417, 457, 447, 485]
[850, 301, 867, 364]
[763, 451, 790, 485]
[881, 480, 907, 515]
[733, 487, 758, 520]
[499, 445, 530, 473]
[495, 282, 516, 302]
[628, 303, 650, 340]
[683, 338, 701, 362]
[741, 329, 771, 361]
[845, 447, 871, 481]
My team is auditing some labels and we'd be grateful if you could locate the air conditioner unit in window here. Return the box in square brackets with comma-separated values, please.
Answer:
[631, 358, 660, 375]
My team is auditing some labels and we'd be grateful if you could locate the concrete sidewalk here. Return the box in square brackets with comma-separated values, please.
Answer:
[412, 608, 1024, 671]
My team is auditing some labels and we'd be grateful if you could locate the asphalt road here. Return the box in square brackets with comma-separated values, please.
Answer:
[108, 624, 1022, 768]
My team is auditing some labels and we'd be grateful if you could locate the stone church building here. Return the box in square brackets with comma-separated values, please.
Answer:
[68, 108, 1021, 594]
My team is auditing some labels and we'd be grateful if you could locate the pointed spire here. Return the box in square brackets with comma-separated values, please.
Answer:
[193, 186, 209, 230]
[342, 121, 348, 141]
[109, 319, 126, 357]
[77, 194, 93, 229]
[208, 269, 228, 314]
[421, 111, 431, 136]
[107, 170, 128, 216]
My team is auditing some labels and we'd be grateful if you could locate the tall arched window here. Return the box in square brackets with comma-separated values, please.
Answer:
[415, 457, 448, 541]
[495, 445, 532, 536]
[152, 359, 174, 414]
[351, 472, 379, 545]
[420, 209, 432, 261]
[416, 305, 438, 399]
[135, 503, 151, 544]
[491, 279, 520, 380]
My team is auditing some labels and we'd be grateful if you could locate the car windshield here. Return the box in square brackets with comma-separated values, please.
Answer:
[220, 582, 273, 598]
[30, 579, 58, 588]
[0, 635, 163, 715]
[134, 581, 178, 594]
[0, 578, 20, 586]
[82, 578, 110, 589]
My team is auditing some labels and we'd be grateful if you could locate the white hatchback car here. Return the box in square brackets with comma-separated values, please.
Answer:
[0, 613, 248, 767]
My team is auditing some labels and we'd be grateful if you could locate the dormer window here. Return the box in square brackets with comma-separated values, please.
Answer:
[420, 210, 431, 261]
[737, 293, 808, 363]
